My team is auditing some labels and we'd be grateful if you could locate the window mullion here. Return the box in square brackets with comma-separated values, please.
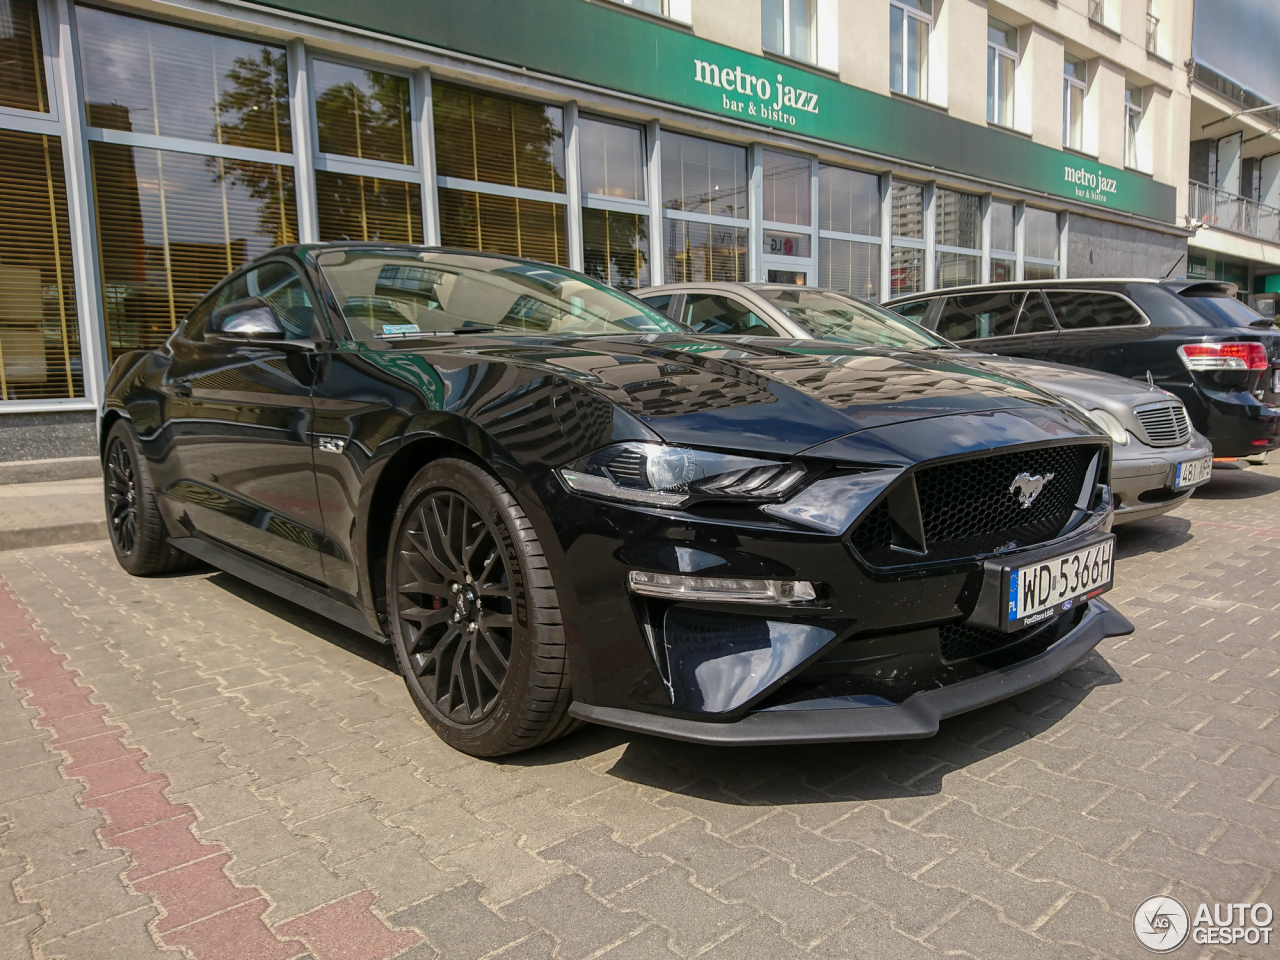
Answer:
[565, 100, 583, 272]
[289, 40, 318, 243]
[416, 68, 440, 246]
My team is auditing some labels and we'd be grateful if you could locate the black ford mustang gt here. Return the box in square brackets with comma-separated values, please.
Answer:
[100, 243, 1132, 756]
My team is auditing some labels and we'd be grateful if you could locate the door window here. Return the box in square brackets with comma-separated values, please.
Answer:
[213, 262, 317, 340]
[1016, 292, 1058, 333]
[890, 299, 932, 324]
[1045, 291, 1144, 330]
[681, 294, 778, 337]
[935, 292, 1022, 341]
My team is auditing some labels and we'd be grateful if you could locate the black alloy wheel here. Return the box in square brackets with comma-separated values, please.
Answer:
[102, 420, 197, 577]
[106, 436, 138, 557]
[395, 489, 516, 722]
[387, 458, 578, 756]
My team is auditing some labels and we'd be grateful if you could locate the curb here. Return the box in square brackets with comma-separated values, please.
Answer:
[0, 520, 108, 552]
[0, 456, 102, 484]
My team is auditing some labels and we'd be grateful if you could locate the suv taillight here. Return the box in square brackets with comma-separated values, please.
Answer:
[1177, 342, 1269, 371]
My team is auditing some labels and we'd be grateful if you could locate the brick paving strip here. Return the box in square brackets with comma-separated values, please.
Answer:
[0, 581, 423, 960]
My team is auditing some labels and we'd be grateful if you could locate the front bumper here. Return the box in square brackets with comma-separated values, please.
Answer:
[1110, 433, 1213, 523]
[569, 598, 1133, 744]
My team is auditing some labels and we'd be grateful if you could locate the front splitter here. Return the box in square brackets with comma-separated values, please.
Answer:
[568, 599, 1134, 746]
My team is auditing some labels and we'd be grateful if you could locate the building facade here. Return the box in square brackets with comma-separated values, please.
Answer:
[1184, 0, 1280, 316]
[0, 0, 1193, 458]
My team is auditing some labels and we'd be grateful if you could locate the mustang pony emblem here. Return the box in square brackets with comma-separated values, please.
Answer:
[1009, 472, 1055, 508]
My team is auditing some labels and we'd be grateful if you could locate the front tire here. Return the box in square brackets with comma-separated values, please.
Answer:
[103, 420, 196, 576]
[387, 458, 578, 757]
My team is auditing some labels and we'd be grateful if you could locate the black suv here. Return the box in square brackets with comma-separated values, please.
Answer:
[886, 280, 1280, 458]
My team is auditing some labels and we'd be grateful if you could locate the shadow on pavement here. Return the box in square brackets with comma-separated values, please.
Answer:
[206, 570, 398, 674]
[512, 653, 1123, 805]
[1114, 514, 1192, 559]
[1193, 465, 1280, 500]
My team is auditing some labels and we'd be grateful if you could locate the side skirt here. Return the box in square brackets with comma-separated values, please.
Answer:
[169, 535, 387, 642]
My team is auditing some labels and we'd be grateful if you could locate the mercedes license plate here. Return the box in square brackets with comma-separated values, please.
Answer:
[1174, 456, 1213, 489]
[1007, 537, 1114, 629]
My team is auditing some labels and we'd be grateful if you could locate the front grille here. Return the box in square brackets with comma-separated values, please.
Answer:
[939, 617, 1058, 662]
[850, 443, 1103, 566]
[1134, 402, 1191, 446]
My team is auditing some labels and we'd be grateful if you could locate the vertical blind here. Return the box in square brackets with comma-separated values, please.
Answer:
[433, 81, 567, 264]
[91, 143, 297, 359]
[0, 130, 81, 401]
[77, 6, 291, 152]
[661, 132, 747, 218]
[313, 60, 413, 164]
[0, 0, 47, 113]
[582, 209, 649, 289]
[762, 150, 810, 226]
[664, 221, 748, 284]
[579, 118, 644, 200]
[316, 171, 421, 243]
[818, 238, 878, 299]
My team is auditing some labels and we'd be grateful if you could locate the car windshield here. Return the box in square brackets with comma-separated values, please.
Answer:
[754, 288, 952, 349]
[316, 248, 683, 341]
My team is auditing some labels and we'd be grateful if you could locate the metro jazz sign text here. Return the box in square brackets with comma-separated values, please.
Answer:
[694, 59, 818, 126]
[1064, 164, 1118, 204]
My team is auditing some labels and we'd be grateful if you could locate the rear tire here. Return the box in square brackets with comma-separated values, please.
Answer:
[386, 458, 580, 757]
[103, 420, 197, 576]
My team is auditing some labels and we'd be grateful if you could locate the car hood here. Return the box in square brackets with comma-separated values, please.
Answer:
[373, 334, 1076, 457]
[955, 352, 1173, 408]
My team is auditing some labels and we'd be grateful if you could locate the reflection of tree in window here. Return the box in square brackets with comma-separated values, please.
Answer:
[211, 50, 295, 249]
[582, 210, 649, 289]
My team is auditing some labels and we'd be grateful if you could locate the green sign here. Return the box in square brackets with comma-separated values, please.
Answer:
[252, 0, 1175, 222]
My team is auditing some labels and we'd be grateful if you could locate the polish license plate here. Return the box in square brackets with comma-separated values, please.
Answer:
[1007, 537, 1114, 629]
[1174, 456, 1213, 489]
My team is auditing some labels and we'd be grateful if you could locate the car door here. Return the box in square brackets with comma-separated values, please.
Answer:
[680, 292, 783, 338]
[1041, 290, 1146, 375]
[931, 290, 1056, 359]
[161, 259, 328, 582]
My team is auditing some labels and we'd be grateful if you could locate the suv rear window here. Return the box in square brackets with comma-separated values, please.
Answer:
[1044, 291, 1145, 329]
[1177, 291, 1271, 328]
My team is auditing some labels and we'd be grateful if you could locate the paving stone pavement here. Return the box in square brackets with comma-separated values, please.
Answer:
[0, 464, 1277, 960]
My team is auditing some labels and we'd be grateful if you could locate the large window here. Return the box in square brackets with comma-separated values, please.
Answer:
[990, 201, 1016, 283]
[1024, 207, 1060, 280]
[312, 59, 421, 242]
[818, 166, 880, 299]
[0, 130, 82, 401]
[890, 0, 931, 99]
[0, 0, 82, 403]
[78, 7, 297, 360]
[1063, 56, 1086, 151]
[890, 181, 925, 297]
[762, 0, 816, 63]
[935, 189, 980, 288]
[661, 132, 748, 283]
[434, 82, 568, 265]
[987, 18, 1016, 128]
[1125, 83, 1143, 170]
[579, 117, 649, 289]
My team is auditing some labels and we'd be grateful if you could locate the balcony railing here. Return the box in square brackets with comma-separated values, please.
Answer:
[1146, 12, 1159, 54]
[1189, 180, 1280, 244]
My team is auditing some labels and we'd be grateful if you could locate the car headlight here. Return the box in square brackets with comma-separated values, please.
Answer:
[558, 442, 807, 507]
[1061, 399, 1129, 446]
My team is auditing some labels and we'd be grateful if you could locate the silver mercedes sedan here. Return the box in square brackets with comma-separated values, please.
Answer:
[635, 282, 1213, 524]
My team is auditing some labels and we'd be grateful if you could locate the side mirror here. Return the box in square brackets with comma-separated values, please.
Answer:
[209, 298, 285, 342]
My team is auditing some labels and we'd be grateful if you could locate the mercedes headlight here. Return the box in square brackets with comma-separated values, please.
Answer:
[1063, 400, 1129, 446]
[558, 442, 807, 507]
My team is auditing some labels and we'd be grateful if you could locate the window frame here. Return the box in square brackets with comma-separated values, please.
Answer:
[1062, 57, 1086, 151]
[659, 130, 750, 284]
[762, 0, 818, 65]
[934, 188, 982, 290]
[578, 114, 652, 289]
[0, 0, 60, 124]
[1124, 83, 1144, 171]
[817, 163, 882, 299]
[986, 19, 1017, 129]
[889, 0, 932, 100]
[308, 51, 422, 184]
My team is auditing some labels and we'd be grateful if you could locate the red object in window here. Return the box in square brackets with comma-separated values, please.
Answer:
[1178, 341, 1269, 371]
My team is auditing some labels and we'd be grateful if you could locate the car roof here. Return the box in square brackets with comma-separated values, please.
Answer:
[884, 278, 1239, 304]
